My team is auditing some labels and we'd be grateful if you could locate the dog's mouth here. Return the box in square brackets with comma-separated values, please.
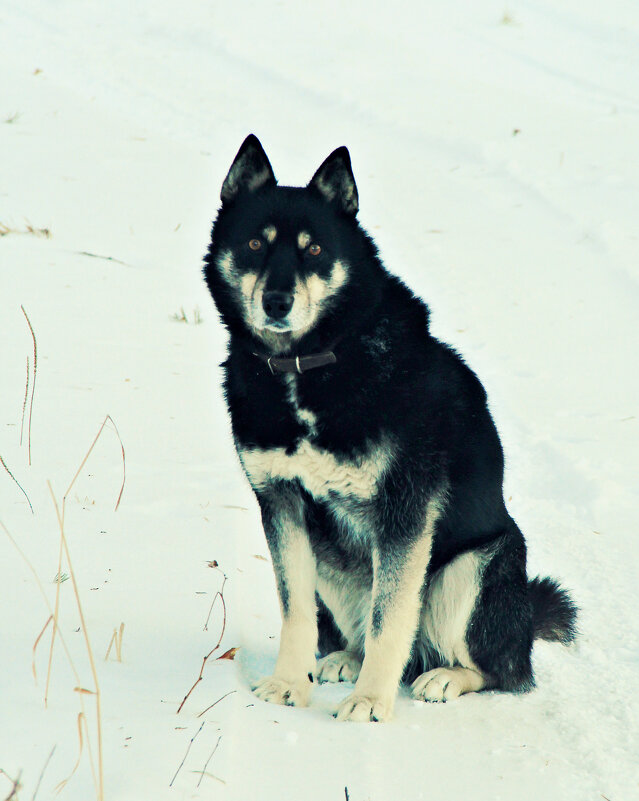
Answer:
[263, 318, 292, 332]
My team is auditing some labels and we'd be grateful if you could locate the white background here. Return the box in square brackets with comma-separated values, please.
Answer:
[1, 2, 637, 799]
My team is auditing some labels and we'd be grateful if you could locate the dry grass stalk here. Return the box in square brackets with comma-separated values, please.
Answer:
[0, 522, 96, 793]
[0, 220, 51, 238]
[1, 521, 84, 687]
[171, 307, 202, 325]
[25, 223, 51, 237]
[20, 356, 29, 446]
[197, 689, 236, 719]
[196, 734, 222, 788]
[43, 414, 126, 799]
[3, 415, 125, 801]
[20, 306, 37, 466]
[32, 614, 53, 681]
[45, 494, 67, 708]
[0, 769, 21, 801]
[63, 414, 126, 516]
[169, 722, 205, 788]
[0, 454, 34, 513]
[203, 574, 227, 632]
[48, 484, 103, 801]
[32, 744, 56, 801]
[55, 711, 95, 795]
[177, 577, 228, 715]
[76, 251, 129, 267]
[104, 623, 125, 662]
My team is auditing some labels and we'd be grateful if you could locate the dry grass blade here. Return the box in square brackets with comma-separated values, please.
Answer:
[45, 415, 124, 709]
[63, 414, 126, 515]
[0, 220, 50, 237]
[0, 521, 98, 794]
[196, 735, 222, 788]
[203, 575, 227, 632]
[0, 770, 21, 801]
[115, 622, 124, 660]
[24, 222, 51, 238]
[21, 306, 37, 466]
[169, 722, 205, 787]
[20, 356, 29, 446]
[48, 484, 103, 801]
[55, 712, 89, 794]
[45, 492, 67, 708]
[32, 744, 56, 801]
[30, 417, 125, 798]
[104, 630, 117, 662]
[177, 578, 228, 714]
[0, 454, 34, 513]
[104, 623, 125, 662]
[32, 615, 53, 682]
[1, 521, 83, 687]
[76, 251, 129, 267]
[197, 689, 236, 719]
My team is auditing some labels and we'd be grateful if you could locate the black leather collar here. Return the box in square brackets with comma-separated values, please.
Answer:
[252, 349, 337, 374]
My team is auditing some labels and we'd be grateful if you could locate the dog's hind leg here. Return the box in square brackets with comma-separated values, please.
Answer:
[464, 527, 535, 693]
[411, 547, 493, 702]
[411, 528, 534, 703]
[411, 665, 489, 702]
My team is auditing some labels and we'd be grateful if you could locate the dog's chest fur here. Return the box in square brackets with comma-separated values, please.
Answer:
[237, 372, 391, 549]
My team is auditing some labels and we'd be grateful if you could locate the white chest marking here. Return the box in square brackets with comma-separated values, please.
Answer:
[239, 438, 393, 502]
[282, 374, 318, 436]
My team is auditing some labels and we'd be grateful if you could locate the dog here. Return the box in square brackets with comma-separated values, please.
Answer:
[203, 135, 577, 722]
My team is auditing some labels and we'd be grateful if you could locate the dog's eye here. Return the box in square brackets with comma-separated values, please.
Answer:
[248, 239, 262, 251]
[308, 243, 321, 256]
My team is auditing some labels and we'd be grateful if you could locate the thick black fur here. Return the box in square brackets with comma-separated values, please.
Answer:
[203, 135, 577, 699]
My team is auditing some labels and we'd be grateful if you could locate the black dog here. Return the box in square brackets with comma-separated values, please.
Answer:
[203, 135, 577, 722]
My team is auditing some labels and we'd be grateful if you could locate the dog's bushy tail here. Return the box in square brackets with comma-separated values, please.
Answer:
[528, 576, 578, 644]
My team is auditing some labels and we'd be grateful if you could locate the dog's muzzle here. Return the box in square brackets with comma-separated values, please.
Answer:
[262, 291, 294, 321]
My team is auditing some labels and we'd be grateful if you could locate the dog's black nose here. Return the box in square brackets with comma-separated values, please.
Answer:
[262, 291, 294, 320]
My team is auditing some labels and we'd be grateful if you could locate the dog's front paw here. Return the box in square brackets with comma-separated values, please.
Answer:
[335, 692, 392, 723]
[316, 651, 362, 684]
[252, 675, 312, 708]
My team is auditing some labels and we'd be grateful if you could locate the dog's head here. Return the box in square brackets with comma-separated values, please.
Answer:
[205, 135, 381, 351]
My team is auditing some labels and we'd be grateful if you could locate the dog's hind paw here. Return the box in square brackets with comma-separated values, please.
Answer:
[335, 692, 392, 723]
[316, 651, 362, 684]
[252, 675, 312, 707]
[411, 666, 487, 703]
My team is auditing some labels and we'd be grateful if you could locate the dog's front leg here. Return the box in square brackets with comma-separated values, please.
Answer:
[252, 483, 318, 708]
[336, 506, 437, 722]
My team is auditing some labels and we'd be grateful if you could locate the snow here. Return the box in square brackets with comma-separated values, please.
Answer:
[1, 1, 638, 799]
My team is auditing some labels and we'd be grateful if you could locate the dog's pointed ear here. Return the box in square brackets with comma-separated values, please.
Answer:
[308, 146, 359, 215]
[221, 135, 276, 205]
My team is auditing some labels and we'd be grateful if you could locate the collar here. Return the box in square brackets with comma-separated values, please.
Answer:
[252, 349, 337, 375]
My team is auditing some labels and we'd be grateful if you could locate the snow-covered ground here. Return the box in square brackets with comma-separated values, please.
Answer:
[1, 2, 638, 799]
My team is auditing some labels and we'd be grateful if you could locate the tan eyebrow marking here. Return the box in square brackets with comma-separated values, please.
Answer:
[262, 225, 277, 244]
[297, 231, 311, 249]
